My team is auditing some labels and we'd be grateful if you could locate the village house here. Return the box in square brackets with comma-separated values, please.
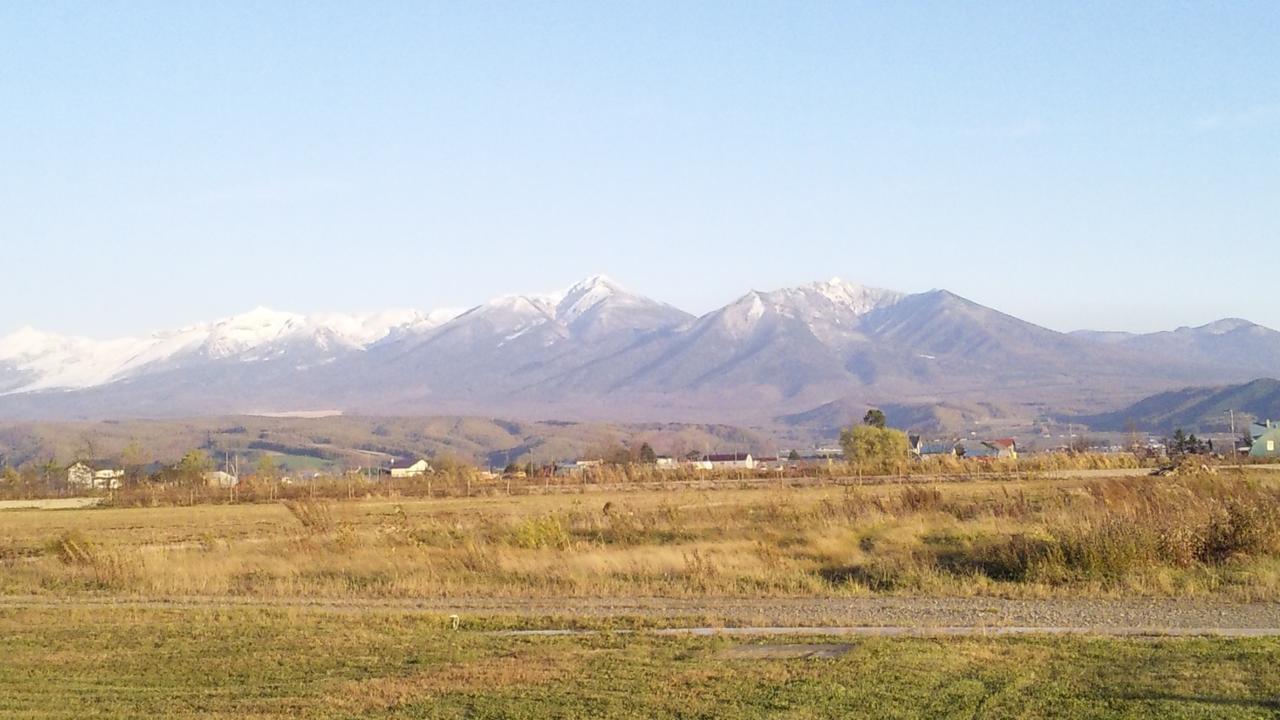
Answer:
[655, 456, 679, 470]
[555, 459, 602, 477]
[910, 435, 957, 459]
[753, 456, 786, 471]
[987, 438, 1018, 459]
[1250, 421, 1280, 458]
[390, 459, 432, 478]
[65, 462, 93, 487]
[66, 462, 125, 490]
[704, 453, 754, 470]
[202, 470, 240, 488]
[921, 442, 958, 459]
[94, 469, 125, 487]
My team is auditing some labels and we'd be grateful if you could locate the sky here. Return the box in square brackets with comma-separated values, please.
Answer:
[1, 1, 1277, 338]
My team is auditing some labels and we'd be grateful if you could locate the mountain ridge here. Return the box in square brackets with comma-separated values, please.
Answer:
[2, 274, 1276, 424]
[1070, 378, 1280, 433]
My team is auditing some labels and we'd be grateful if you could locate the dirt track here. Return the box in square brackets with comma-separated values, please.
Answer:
[2, 595, 1277, 636]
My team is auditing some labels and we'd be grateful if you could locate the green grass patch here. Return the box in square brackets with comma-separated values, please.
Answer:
[0, 607, 1278, 718]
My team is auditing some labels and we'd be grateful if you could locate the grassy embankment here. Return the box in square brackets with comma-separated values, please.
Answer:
[0, 606, 1278, 719]
[3, 470, 1279, 601]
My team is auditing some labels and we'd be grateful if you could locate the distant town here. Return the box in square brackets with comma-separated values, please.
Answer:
[11, 414, 1275, 501]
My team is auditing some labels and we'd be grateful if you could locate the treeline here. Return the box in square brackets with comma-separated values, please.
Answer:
[1, 452, 1155, 507]
[246, 441, 334, 461]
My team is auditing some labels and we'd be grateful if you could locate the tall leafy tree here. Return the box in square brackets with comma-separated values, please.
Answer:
[255, 454, 278, 481]
[121, 441, 147, 485]
[841, 425, 910, 474]
[177, 450, 212, 483]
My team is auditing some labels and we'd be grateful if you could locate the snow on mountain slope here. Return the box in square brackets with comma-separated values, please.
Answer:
[704, 278, 902, 343]
[808, 278, 904, 316]
[426, 274, 689, 347]
[484, 274, 675, 329]
[554, 274, 648, 325]
[0, 306, 458, 395]
[6, 274, 1274, 423]
[0, 275, 670, 398]
[553, 274, 691, 338]
[0, 328, 158, 392]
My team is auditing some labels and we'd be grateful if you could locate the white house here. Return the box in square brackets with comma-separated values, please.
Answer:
[655, 456, 679, 470]
[66, 462, 94, 488]
[753, 456, 785, 471]
[704, 453, 755, 470]
[93, 469, 125, 489]
[66, 462, 124, 490]
[203, 470, 240, 488]
[390, 459, 432, 478]
[555, 459, 603, 477]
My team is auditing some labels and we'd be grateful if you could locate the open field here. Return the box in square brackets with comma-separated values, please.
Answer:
[4, 470, 1280, 603]
[5, 471, 1279, 716]
[2, 606, 1279, 719]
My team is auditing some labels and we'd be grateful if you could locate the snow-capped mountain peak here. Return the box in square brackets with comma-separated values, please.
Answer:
[806, 278, 904, 315]
[0, 305, 461, 395]
[1195, 318, 1257, 335]
[201, 307, 308, 359]
[461, 274, 673, 334]
[555, 274, 629, 324]
[479, 294, 559, 318]
[700, 278, 905, 345]
[4, 275, 1279, 421]
[716, 292, 769, 338]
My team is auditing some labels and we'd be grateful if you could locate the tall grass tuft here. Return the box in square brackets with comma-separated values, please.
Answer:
[46, 530, 137, 589]
[283, 499, 335, 533]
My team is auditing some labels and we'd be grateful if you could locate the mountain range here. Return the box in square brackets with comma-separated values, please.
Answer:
[2, 275, 1277, 430]
[1070, 378, 1280, 434]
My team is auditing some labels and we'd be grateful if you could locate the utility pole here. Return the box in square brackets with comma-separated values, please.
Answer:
[1228, 410, 1238, 463]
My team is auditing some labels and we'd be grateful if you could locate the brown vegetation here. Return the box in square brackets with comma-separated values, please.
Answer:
[2, 469, 1278, 601]
[0, 451, 1151, 505]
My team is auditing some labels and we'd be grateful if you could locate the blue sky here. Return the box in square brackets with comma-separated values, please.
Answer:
[2, 1, 1277, 337]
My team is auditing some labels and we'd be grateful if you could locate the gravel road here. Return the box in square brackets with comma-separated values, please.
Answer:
[2, 595, 1277, 635]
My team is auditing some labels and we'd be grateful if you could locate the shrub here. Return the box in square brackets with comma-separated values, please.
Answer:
[1050, 520, 1158, 582]
[510, 516, 572, 550]
[1199, 502, 1280, 564]
[941, 533, 1054, 582]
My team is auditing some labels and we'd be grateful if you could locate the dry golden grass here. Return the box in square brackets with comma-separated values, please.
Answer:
[3, 470, 1279, 601]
